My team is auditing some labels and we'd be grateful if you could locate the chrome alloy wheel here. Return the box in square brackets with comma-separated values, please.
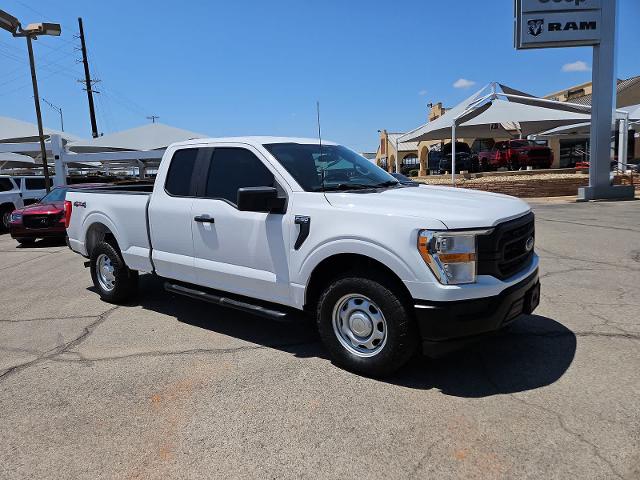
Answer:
[96, 253, 116, 292]
[332, 294, 387, 357]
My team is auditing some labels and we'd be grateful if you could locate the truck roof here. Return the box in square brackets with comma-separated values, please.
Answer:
[169, 136, 339, 148]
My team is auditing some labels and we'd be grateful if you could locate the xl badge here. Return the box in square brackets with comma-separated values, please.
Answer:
[528, 19, 544, 37]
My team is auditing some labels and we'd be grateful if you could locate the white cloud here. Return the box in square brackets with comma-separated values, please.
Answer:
[418, 89, 428, 96]
[453, 78, 476, 89]
[562, 61, 590, 72]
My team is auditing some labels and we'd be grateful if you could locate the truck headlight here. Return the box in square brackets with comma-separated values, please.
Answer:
[417, 229, 492, 285]
[10, 212, 22, 223]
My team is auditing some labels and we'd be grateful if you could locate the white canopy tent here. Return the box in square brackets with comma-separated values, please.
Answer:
[532, 104, 640, 170]
[399, 82, 593, 184]
[67, 123, 206, 153]
[0, 152, 36, 170]
[0, 116, 81, 145]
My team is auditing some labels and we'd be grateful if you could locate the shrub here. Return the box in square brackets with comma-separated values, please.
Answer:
[409, 169, 419, 177]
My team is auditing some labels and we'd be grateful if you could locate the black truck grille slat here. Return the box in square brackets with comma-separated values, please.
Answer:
[23, 214, 61, 229]
[477, 212, 535, 280]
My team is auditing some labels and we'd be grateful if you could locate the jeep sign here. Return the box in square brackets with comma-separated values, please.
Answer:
[515, 0, 603, 49]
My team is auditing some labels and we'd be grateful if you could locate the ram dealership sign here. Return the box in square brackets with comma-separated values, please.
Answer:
[515, 0, 603, 49]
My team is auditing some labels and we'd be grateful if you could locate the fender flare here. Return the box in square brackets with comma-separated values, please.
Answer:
[298, 238, 418, 287]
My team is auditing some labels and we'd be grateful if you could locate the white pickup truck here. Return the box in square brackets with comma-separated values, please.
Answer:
[66, 137, 540, 376]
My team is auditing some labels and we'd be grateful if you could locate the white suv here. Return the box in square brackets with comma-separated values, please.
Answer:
[0, 176, 24, 231]
[12, 176, 51, 205]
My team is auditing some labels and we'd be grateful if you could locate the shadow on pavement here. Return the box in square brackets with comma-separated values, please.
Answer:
[14, 237, 67, 249]
[389, 315, 576, 397]
[118, 275, 576, 397]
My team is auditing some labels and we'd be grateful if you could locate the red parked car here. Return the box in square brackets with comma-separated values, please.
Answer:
[9, 184, 105, 245]
[477, 140, 553, 171]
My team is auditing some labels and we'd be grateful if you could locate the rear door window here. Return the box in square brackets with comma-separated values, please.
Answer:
[25, 178, 49, 190]
[164, 148, 199, 196]
[0, 178, 14, 192]
[204, 148, 274, 205]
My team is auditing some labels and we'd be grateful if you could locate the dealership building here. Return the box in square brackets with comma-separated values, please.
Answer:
[375, 76, 640, 174]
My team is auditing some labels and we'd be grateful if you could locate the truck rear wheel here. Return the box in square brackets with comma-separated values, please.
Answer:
[316, 275, 417, 377]
[90, 241, 138, 304]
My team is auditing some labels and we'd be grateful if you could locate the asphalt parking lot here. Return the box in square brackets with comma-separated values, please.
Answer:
[0, 199, 638, 479]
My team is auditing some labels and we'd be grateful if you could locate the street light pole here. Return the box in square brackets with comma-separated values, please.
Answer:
[0, 10, 61, 194]
[26, 34, 51, 192]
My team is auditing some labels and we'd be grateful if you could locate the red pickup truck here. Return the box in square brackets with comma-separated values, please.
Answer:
[477, 140, 553, 171]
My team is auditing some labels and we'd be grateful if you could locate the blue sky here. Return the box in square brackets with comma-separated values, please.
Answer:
[1, 0, 639, 152]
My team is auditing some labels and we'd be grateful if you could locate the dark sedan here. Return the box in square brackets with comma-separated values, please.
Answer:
[9, 184, 105, 245]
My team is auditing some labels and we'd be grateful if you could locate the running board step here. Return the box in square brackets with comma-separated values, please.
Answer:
[164, 282, 288, 320]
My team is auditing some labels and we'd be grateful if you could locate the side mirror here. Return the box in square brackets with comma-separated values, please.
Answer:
[237, 187, 286, 213]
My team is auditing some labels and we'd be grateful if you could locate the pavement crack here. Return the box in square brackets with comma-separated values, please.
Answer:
[0, 306, 119, 382]
[476, 354, 625, 480]
[0, 314, 102, 324]
[536, 246, 640, 271]
[53, 339, 320, 363]
[536, 217, 640, 233]
[0, 252, 58, 272]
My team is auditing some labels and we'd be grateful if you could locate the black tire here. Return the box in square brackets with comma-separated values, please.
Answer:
[16, 238, 36, 245]
[316, 274, 418, 377]
[509, 155, 520, 171]
[1, 207, 13, 232]
[90, 241, 138, 304]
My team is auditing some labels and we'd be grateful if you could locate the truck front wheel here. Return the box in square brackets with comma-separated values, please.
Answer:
[90, 241, 138, 304]
[316, 275, 417, 377]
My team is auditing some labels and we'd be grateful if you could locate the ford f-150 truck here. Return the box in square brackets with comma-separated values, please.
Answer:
[66, 137, 539, 376]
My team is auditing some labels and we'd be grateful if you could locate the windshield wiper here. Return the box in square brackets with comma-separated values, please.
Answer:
[372, 180, 400, 188]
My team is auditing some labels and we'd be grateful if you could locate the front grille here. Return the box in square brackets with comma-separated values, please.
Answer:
[526, 149, 549, 158]
[23, 213, 61, 229]
[477, 212, 535, 280]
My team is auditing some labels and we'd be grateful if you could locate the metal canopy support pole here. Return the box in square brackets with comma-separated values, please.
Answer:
[617, 114, 628, 172]
[578, 0, 632, 200]
[451, 122, 456, 187]
[50, 134, 66, 187]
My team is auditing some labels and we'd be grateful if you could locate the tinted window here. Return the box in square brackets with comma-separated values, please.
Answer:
[25, 178, 48, 190]
[205, 148, 274, 204]
[40, 187, 68, 203]
[165, 148, 198, 196]
[264, 143, 396, 192]
[0, 178, 14, 192]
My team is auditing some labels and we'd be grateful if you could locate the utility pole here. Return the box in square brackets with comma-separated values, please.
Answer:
[146, 115, 159, 123]
[42, 97, 64, 131]
[78, 17, 98, 138]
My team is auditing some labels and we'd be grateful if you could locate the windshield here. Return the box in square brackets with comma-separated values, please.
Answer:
[510, 140, 538, 148]
[264, 143, 398, 191]
[39, 187, 68, 203]
[442, 142, 471, 155]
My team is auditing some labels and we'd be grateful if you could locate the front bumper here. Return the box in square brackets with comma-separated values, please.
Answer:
[414, 268, 540, 356]
[10, 223, 66, 239]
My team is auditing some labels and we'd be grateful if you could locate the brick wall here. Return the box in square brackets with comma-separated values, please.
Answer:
[455, 175, 638, 198]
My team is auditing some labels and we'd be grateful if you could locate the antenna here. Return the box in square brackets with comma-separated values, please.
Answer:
[317, 101, 325, 192]
[146, 115, 159, 123]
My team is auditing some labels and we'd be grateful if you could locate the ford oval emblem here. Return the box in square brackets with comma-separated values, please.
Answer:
[525, 236, 535, 252]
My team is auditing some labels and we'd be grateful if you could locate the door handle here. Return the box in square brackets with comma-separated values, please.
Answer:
[194, 215, 215, 223]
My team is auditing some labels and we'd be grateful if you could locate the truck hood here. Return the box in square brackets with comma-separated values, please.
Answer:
[325, 185, 531, 229]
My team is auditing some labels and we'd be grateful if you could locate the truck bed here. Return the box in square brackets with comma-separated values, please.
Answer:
[66, 186, 154, 273]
